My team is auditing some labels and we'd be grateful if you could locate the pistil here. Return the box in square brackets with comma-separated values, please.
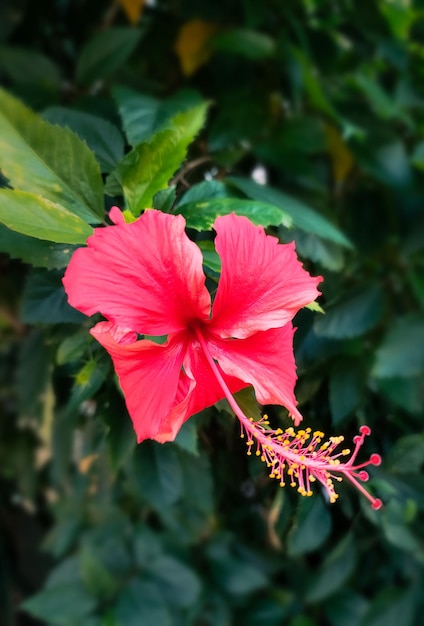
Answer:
[195, 327, 382, 509]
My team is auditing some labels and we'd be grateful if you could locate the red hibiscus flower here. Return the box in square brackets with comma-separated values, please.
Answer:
[63, 207, 381, 508]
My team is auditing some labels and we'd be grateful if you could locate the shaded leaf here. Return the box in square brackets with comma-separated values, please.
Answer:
[113, 85, 204, 146]
[306, 535, 356, 602]
[130, 441, 183, 509]
[22, 583, 96, 625]
[147, 555, 201, 607]
[227, 176, 352, 247]
[76, 28, 142, 85]
[0, 224, 75, 269]
[212, 29, 276, 60]
[43, 107, 125, 173]
[116, 579, 172, 626]
[21, 269, 85, 324]
[0, 45, 60, 85]
[287, 496, 332, 556]
[329, 360, 365, 424]
[314, 285, 384, 339]
[372, 314, 424, 378]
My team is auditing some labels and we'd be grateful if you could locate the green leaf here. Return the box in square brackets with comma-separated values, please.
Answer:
[0, 88, 104, 223]
[17, 329, 51, 416]
[206, 537, 268, 595]
[227, 176, 352, 247]
[243, 599, 287, 626]
[376, 376, 424, 415]
[212, 29, 276, 59]
[314, 285, 384, 339]
[43, 107, 125, 173]
[372, 314, 424, 378]
[198, 240, 221, 274]
[116, 579, 172, 626]
[306, 535, 356, 602]
[178, 197, 293, 230]
[362, 588, 416, 626]
[146, 555, 201, 607]
[21, 269, 85, 324]
[0, 190, 93, 244]
[411, 141, 424, 171]
[174, 419, 199, 455]
[105, 102, 209, 215]
[287, 230, 345, 271]
[76, 28, 143, 85]
[0, 224, 76, 268]
[66, 359, 110, 416]
[329, 360, 365, 424]
[102, 394, 136, 471]
[130, 441, 183, 509]
[0, 45, 60, 85]
[177, 179, 229, 205]
[56, 332, 91, 365]
[80, 546, 117, 600]
[21, 583, 96, 625]
[287, 496, 332, 556]
[113, 85, 204, 146]
[325, 591, 368, 626]
[385, 434, 424, 475]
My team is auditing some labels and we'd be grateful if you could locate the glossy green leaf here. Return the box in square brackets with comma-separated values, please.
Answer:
[362, 588, 416, 626]
[206, 537, 268, 595]
[287, 496, 332, 556]
[80, 546, 117, 600]
[174, 419, 199, 455]
[212, 29, 276, 59]
[0, 88, 104, 223]
[130, 441, 183, 509]
[21, 269, 85, 324]
[113, 85, 204, 146]
[179, 197, 292, 230]
[43, 107, 125, 173]
[227, 176, 352, 247]
[372, 314, 424, 378]
[22, 583, 96, 625]
[325, 591, 368, 626]
[17, 329, 51, 417]
[146, 555, 201, 607]
[329, 360, 365, 424]
[306, 535, 356, 602]
[0, 45, 60, 85]
[314, 285, 384, 339]
[116, 579, 172, 626]
[287, 230, 345, 271]
[76, 28, 142, 85]
[106, 102, 209, 215]
[0, 190, 93, 244]
[0, 224, 75, 268]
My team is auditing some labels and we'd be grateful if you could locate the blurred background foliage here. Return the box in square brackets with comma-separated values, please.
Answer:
[0, 0, 424, 624]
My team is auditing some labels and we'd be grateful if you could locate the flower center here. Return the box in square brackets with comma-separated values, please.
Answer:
[193, 326, 382, 509]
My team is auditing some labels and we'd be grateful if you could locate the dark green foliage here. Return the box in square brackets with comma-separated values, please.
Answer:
[0, 1, 423, 625]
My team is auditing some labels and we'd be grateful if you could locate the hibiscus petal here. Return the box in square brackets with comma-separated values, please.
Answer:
[211, 214, 321, 339]
[182, 335, 248, 418]
[152, 341, 247, 443]
[207, 323, 303, 424]
[63, 209, 211, 336]
[91, 321, 190, 442]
